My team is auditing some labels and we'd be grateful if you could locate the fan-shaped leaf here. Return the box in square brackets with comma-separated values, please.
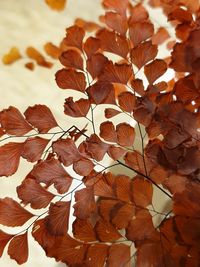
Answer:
[44, 42, 61, 59]
[132, 177, 153, 207]
[131, 79, 145, 96]
[64, 97, 90, 117]
[86, 53, 108, 79]
[116, 123, 135, 147]
[59, 50, 83, 70]
[85, 244, 109, 267]
[45, 0, 67, 11]
[129, 22, 154, 47]
[118, 91, 136, 112]
[105, 108, 121, 118]
[95, 219, 122, 242]
[26, 47, 52, 68]
[63, 25, 85, 50]
[102, 0, 129, 15]
[0, 230, 13, 257]
[111, 203, 135, 229]
[144, 59, 167, 84]
[2, 47, 22, 65]
[129, 4, 149, 24]
[73, 158, 94, 176]
[73, 219, 97, 242]
[8, 232, 28, 264]
[152, 27, 170, 45]
[83, 37, 101, 58]
[105, 12, 128, 35]
[100, 121, 117, 142]
[107, 244, 131, 267]
[107, 145, 125, 160]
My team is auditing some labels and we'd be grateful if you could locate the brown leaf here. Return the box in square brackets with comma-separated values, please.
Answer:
[73, 219, 97, 242]
[105, 108, 121, 118]
[99, 62, 132, 85]
[0, 142, 23, 177]
[85, 244, 109, 267]
[102, 0, 129, 15]
[64, 97, 90, 117]
[24, 104, 58, 133]
[116, 175, 132, 202]
[25, 62, 34, 71]
[116, 123, 135, 147]
[118, 91, 136, 112]
[94, 173, 115, 198]
[130, 41, 158, 69]
[55, 68, 86, 92]
[152, 27, 170, 45]
[73, 158, 94, 176]
[144, 59, 167, 84]
[86, 53, 109, 79]
[129, 4, 148, 24]
[2, 47, 22, 65]
[83, 37, 101, 58]
[63, 25, 85, 51]
[0, 106, 32, 135]
[87, 82, 116, 105]
[131, 79, 145, 96]
[26, 47, 52, 68]
[96, 29, 129, 58]
[131, 176, 153, 207]
[100, 121, 117, 142]
[0, 197, 33, 226]
[44, 42, 61, 59]
[107, 145, 125, 160]
[45, 0, 66, 11]
[105, 11, 128, 35]
[95, 219, 122, 242]
[32, 157, 73, 194]
[124, 151, 146, 174]
[21, 137, 49, 162]
[129, 22, 154, 47]
[98, 199, 119, 221]
[73, 187, 96, 220]
[107, 244, 131, 267]
[17, 178, 55, 209]
[46, 201, 70, 235]
[8, 232, 28, 264]
[59, 50, 83, 70]
[0, 230, 13, 257]
[168, 7, 193, 23]
[111, 203, 135, 229]
[75, 18, 100, 32]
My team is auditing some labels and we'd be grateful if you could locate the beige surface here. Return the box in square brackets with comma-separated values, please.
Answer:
[0, 1, 172, 266]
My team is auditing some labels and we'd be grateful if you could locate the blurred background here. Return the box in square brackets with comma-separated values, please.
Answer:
[0, 0, 173, 266]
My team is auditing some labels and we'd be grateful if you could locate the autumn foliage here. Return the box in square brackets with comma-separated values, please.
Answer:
[1, 0, 200, 266]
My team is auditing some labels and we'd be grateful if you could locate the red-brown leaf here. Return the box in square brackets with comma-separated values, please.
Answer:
[129, 22, 154, 47]
[87, 82, 116, 105]
[0, 142, 23, 177]
[46, 201, 70, 235]
[64, 97, 90, 117]
[73, 187, 96, 219]
[0, 106, 32, 135]
[55, 68, 86, 92]
[116, 175, 132, 202]
[116, 123, 135, 147]
[168, 7, 193, 23]
[24, 105, 58, 133]
[131, 79, 145, 96]
[111, 203, 135, 229]
[73, 158, 94, 176]
[132, 176, 153, 207]
[96, 29, 129, 58]
[8, 232, 28, 264]
[129, 4, 149, 24]
[124, 151, 146, 174]
[94, 173, 115, 198]
[144, 59, 167, 84]
[63, 25, 85, 51]
[0, 230, 13, 257]
[73, 219, 97, 242]
[105, 108, 121, 118]
[75, 18, 100, 32]
[59, 50, 83, 70]
[17, 178, 55, 209]
[85, 244, 109, 267]
[0, 197, 33, 226]
[105, 12, 128, 35]
[95, 219, 122, 242]
[86, 53, 109, 79]
[32, 157, 73, 194]
[52, 138, 81, 166]
[107, 244, 131, 267]
[152, 27, 170, 45]
[107, 145, 126, 160]
[130, 41, 158, 69]
[83, 37, 101, 58]
[21, 137, 49, 162]
[102, 0, 129, 15]
[100, 121, 117, 142]
[118, 91, 136, 112]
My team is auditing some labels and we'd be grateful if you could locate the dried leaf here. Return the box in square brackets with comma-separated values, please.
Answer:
[129, 22, 154, 47]
[107, 244, 131, 267]
[85, 244, 109, 267]
[118, 91, 136, 112]
[107, 145, 126, 160]
[102, 0, 129, 15]
[83, 37, 101, 58]
[26, 47, 52, 68]
[73, 219, 97, 242]
[105, 108, 121, 118]
[75, 18, 100, 32]
[63, 25, 85, 51]
[73, 158, 94, 176]
[95, 219, 122, 242]
[129, 4, 149, 24]
[8, 232, 28, 264]
[59, 50, 83, 70]
[44, 42, 61, 59]
[152, 27, 170, 45]
[86, 53, 109, 79]
[144, 59, 167, 84]
[45, 0, 66, 11]
[0, 197, 33, 226]
[0, 230, 13, 257]
[131, 79, 145, 96]
[116, 123, 135, 147]
[64, 97, 90, 117]
[100, 121, 117, 142]
[105, 11, 128, 35]
[132, 177, 153, 207]
[2, 47, 22, 65]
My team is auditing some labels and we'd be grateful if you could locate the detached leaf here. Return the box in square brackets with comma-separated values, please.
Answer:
[17, 178, 55, 209]
[131, 41, 158, 69]
[24, 105, 58, 133]
[129, 22, 154, 47]
[46, 201, 70, 235]
[107, 244, 131, 267]
[8, 232, 28, 264]
[0, 197, 33, 226]
[59, 50, 83, 70]
[55, 68, 86, 92]
[45, 0, 67, 11]
[100, 121, 117, 143]
[63, 25, 85, 51]
[0, 106, 32, 135]
[73, 187, 96, 219]
[116, 123, 135, 147]
[21, 137, 49, 162]
[144, 59, 167, 84]
[44, 42, 61, 59]
[0, 230, 13, 257]
[64, 97, 90, 117]
[26, 47, 52, 68]
[2, 47, 22, 65]
[0, 142, 23, 177]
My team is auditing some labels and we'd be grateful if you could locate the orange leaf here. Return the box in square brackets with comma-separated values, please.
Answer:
[63, 25, 85, 51]
[131, 79, 145, 96]
[59, 50, 83, 70]
[95, 219, 122, 242]
[144, 59, 167, 84]
[21, 137, 49, 162]
[107, 145, 125, 160]
[0, 106, 32, 136]
[45, 0, 66, 11]
[129, 4, 149, 24]
[107, 244, 131, 267]
[85, 244, 109, 267]
[0, 230, 13, 257]
[130, 41, 158, 69]
[116, 123, 135, 147]
[129, 22, 154, 47]
[25, 62, 34, 71]
[132, 176, 153, 207]
[75, 18, 100, 32]
[55, 68, 86, 92]
[102, 0, 129, 15]
[118, 91, 136, 112]
[46, 201, 70, 235]
[32, 157, 73, 194]
[105, 12, 128, 35]
[17, 178, 55, 209]
[152, 27, 170, 45]
[100, 121, 117, 142]
[44, 42, 61, 59]
[64, 97, 90, 117]
[73, 219, 97, 242]
[0, 142, 23, 177]
[0, 197, 33, 226]
[73, 187, 96, 219]
[26, 47, 52, 68]
[24, 104, 58, 133]
[168, 7, 193, 23]
[2, 47, 22, 65]
[86, 53, 109, 79]
[8, 232, 28, 264]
